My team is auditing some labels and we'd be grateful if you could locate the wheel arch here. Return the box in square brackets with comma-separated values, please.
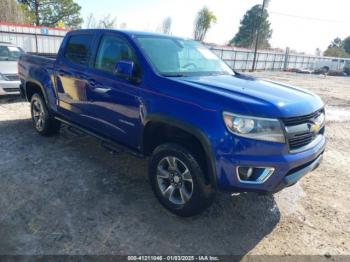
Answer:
[24, 79, 49, 103]
[142, 114, 217, 189]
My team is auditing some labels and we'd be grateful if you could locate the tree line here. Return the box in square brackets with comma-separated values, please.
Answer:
[0, 0, 82, 28]
[1, 0, 349, 58]
[323, 37, 350, 58]
[0, 0, 272, 49]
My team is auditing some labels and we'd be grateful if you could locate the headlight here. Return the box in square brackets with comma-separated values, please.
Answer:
[223, 112, 285, 143]
[314, 112, 325, 126]
[0, 74, 5, 80]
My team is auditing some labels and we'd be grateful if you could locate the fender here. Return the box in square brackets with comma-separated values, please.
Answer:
[24, 78, 57, 112]
[24, 78, 48, 102]
[143, 114, 217, 189]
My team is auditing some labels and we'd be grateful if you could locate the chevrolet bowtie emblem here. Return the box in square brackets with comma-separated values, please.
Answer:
[309, 122, 321, 133]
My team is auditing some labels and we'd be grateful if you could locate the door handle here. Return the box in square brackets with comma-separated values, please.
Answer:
[93, 87, 111, 94]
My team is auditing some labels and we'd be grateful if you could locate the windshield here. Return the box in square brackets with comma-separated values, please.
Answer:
[136, 36, 233, 77]
[0, 45, 24, 61]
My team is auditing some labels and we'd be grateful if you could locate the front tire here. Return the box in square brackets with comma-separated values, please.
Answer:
[149, 143, 215, 217]
[30, 93, 60, 136]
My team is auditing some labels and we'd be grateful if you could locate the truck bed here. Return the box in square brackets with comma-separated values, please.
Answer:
[27, 52, 57, 59]
[20, 53, 56, 65]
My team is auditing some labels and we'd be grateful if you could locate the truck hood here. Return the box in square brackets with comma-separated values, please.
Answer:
[172, 74, 324, 118]
[0, 61, 18, 74]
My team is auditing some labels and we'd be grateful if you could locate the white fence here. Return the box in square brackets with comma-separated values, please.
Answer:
[0, 22, 67, 54]
[209, 46, 350, 71]
[1, 22, 349, 71]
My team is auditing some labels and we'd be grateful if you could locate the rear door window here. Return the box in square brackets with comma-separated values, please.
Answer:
[64, 34, 93, 66]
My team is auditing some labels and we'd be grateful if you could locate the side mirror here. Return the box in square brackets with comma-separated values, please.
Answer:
[114, 60, 134, 79]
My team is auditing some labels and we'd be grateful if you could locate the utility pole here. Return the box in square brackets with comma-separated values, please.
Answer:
[35, 0, 40, 26]
[251, 0, 269, 71]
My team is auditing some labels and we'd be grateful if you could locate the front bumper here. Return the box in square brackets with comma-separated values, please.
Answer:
[0, 80, 21, 95]
[272, 153, 323, 193]
[215, 134, 326, 193]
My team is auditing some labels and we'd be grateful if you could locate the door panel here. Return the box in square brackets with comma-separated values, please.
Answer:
[56, 65, 89, 113]
[85, 74, 141, 148]
[84, 34, 142, 148]
[55, 33, 96, 127]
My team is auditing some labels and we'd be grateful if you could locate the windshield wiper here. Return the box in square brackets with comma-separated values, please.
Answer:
[233, 70, 256, 80]
[206, 72, 230, 76]
[161, 73, 185, 77]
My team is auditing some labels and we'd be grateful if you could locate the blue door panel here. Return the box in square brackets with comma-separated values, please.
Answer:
[84, 70, 141, 148]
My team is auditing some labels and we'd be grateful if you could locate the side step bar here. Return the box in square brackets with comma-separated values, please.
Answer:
[55, 116, 144, 158]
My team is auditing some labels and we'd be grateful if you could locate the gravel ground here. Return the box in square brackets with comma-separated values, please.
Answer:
[0, 72, 349, 257]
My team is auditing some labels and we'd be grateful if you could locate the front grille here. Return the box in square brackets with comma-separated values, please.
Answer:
[3, 74, 20, 81]
[282, 109, 323, 126]
[288, 133, 314, 150]
[282, 109, 324, 151]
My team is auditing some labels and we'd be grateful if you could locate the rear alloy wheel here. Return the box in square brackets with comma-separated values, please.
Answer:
[30, 93, 60, 136]
[149, 143, 215, 217]
[32, 98, 45, 132]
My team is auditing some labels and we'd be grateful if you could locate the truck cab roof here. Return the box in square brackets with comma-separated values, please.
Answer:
[68, 29, 186, 40]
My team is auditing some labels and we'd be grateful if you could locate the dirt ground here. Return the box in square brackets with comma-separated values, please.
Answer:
[0, 72, 349, 257]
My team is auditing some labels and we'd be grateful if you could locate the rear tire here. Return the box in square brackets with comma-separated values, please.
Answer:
[30, 93, 60, 136]
[149, 143, 215, 217]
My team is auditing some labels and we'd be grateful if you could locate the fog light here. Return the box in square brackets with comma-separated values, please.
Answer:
[236, 166, 275, 184]
[237, 167, 253, 180]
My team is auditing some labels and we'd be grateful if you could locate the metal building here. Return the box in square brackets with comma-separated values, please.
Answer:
[0, 22, 68, 55]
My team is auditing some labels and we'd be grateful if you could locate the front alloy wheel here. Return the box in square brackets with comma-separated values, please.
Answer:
[149, 143, 215, 217]
[157, 156, 194, 205]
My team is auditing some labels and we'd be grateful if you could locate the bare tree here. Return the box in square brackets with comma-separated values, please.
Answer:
[98, 14, 117, 29]
[0, 0, 28, 24]
[85, 13, 97, 28]
[193, 7, 217, 42]
[85, 13, 117, 29]
[161, 17, 172, 34]
[315, 48, 321, 56]
[119, 22, 127, 29]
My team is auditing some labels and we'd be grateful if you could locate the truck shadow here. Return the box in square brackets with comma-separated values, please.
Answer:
[0, 95, 23, 104]
[0, 118, 280, 256]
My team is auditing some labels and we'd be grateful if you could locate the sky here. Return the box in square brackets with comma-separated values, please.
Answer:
[75, 0, 350, 55]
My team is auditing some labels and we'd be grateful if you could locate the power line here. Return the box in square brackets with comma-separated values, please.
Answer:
[251, 0, 269, 71]
[269, 11, 345, 23]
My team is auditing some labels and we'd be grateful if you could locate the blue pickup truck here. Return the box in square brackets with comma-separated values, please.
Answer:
[18, 29, 326, 216]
